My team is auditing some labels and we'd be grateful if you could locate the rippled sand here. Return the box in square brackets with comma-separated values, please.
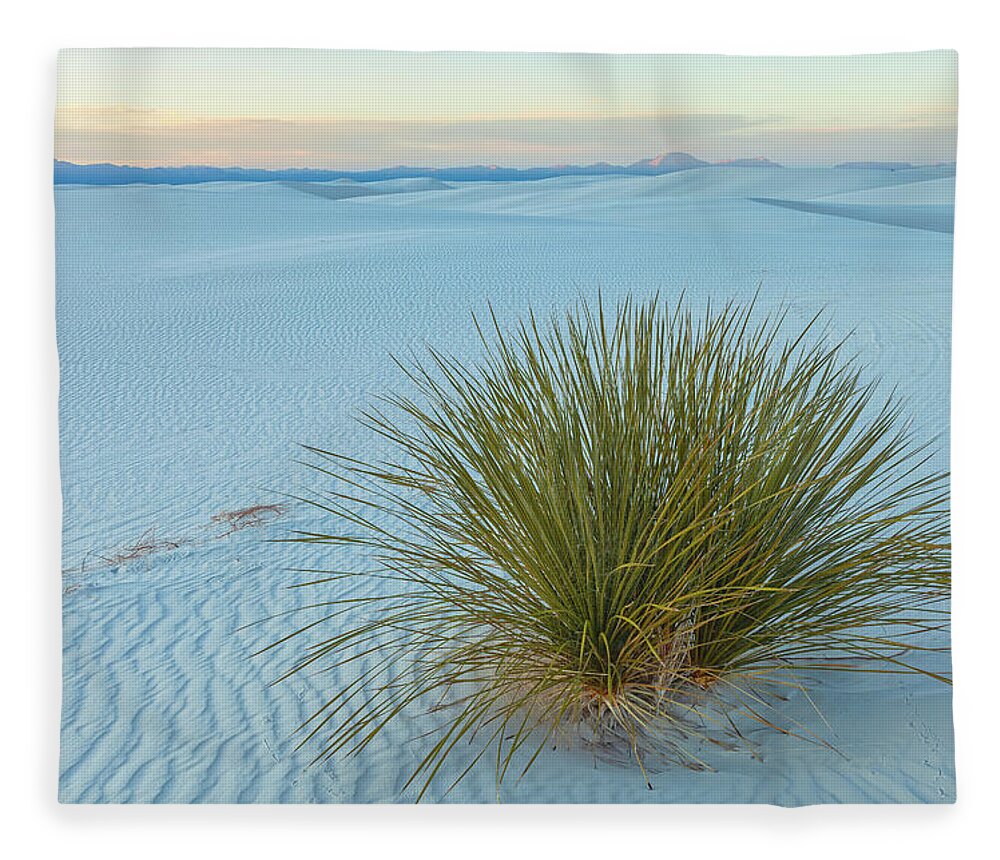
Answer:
[56, 166, 954, 803]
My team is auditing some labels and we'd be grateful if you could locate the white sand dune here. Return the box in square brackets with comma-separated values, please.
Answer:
[282, 176, 452, 200]
[816, 176, 957, 205]
[626, 164, 955, 200]
[749, 197, 954, 233]
[56, 171, 954, 803]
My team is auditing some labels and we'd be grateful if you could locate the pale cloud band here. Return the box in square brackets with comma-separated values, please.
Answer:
[55, 50, 958, 169]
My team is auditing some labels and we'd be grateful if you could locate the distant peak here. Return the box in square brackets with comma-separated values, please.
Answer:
[632, 152, 709, 170]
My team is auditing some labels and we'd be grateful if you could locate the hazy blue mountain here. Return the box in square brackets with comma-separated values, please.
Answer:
[56, 152, 897, 187]
[55, 157, 711, 185]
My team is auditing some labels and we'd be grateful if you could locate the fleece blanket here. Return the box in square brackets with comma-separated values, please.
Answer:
[56, 49, 956, 803]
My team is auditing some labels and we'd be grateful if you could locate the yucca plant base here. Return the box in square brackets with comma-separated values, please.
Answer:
[266, 297, 950, 799]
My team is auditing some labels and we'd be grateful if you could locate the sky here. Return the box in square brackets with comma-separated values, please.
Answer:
[55, 49, 958, 169]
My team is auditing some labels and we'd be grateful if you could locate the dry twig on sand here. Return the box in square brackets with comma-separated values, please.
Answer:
[99, 528, 182, 567]
[211, 504, 285, 536]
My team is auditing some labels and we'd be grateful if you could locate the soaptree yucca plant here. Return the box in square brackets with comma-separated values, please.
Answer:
[263, 295, 950, 799]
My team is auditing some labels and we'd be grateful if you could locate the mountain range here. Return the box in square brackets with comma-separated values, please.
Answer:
[53, 153, 947, 186]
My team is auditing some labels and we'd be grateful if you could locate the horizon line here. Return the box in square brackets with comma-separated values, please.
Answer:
[54, 153, 956, 176]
